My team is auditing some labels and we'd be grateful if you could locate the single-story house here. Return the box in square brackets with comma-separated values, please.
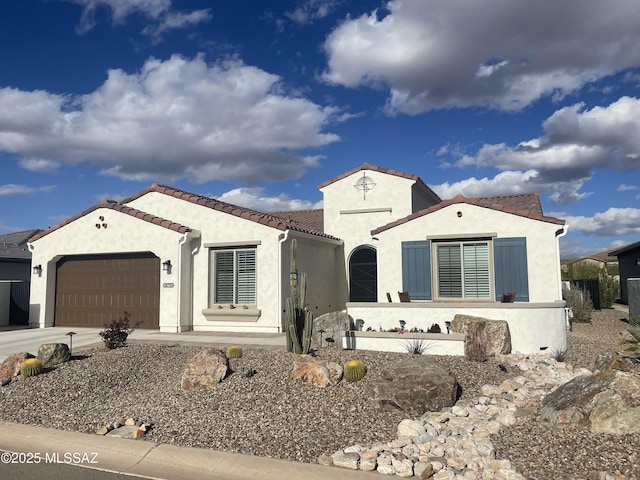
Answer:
[610, 240, 640, 305]
[28, 163, 568, 353]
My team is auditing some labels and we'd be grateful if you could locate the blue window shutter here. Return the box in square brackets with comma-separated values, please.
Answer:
[493, 237, 529, 302]
[402, 240, 432, 300]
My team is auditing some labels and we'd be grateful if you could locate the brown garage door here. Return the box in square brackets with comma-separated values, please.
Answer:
[55, 253, 160, 329]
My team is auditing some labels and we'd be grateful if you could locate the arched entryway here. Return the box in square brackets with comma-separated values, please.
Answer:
[349, 246, 377, 302]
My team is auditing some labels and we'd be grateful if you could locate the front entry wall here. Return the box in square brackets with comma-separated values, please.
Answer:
[54, 253, 160, 328]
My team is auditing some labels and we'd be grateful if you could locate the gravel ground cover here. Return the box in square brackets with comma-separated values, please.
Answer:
[0, 308, 637, 479]
[492, 308, 640, 479]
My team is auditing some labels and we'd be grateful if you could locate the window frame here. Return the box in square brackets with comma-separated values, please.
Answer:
[432, 239, 494, 301]
[209, 247, 257, 307]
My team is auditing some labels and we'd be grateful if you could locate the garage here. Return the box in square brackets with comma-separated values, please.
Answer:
[55, 252, 160, 329]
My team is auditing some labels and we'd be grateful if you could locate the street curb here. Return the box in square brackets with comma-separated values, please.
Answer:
[0, 422, 373, 480]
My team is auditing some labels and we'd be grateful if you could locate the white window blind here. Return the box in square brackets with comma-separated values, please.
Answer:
[437, 241, 491, 299]
[463, 243, 490, 299]
[213, 249, 256, 304]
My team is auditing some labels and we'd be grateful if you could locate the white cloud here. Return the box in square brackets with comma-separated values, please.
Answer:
[0, 55, 339, 184]
[286, 0, 341, 25]
[562, 208, 640, 237]
[323, 0, 640, 113]
[432, 170, 591, 206]
[19, 158, 61, 173]
[0, 184, 56, 196]
[450, 97, 640, 205]
[215, 187, 322, 212]
[142, 9, 212, 42]
[617, 184, 638, 191]
[69, 0, 210, 39]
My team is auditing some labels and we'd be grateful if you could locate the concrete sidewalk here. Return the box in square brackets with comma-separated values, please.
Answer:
[0, 327, 286, 362]
[0, 422, 371, 480]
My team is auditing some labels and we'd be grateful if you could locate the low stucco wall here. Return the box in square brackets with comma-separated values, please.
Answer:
[346, 301, 568, 355]
[342, 331, 465, 355]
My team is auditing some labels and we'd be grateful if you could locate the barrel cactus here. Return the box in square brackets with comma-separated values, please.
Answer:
[20, 358, 43, 378]
[226, 345, 243, 359]
[343, 359, 366, 383]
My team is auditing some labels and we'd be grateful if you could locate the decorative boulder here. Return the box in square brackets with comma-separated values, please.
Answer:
[181, 348, 229, 391]
[450, 314, 511, 358]
[37, 343, 70, 368]
[0, 352, 35, 381]
[312, 311, 354, 349]
[292, 355, 343, 388]
[593, 352, 633, 373]
[540, 368, 640, 434]
[366, 356, 459, 416]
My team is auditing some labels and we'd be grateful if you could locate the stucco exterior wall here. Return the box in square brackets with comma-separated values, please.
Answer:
[375, 203, 564, 303]
[347, 301, 568, 354]
[128, 192, 341, 332]
[27, 206, 189, 331]
[321, 171, 417, 260]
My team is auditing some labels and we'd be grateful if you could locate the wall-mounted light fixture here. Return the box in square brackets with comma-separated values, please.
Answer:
[33, 264, 43, 275]
[162, 260, 172, 273]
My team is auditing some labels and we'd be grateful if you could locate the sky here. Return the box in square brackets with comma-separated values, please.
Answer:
[1, 0, 639, 259]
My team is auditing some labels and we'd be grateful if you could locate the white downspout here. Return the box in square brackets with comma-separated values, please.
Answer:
[556, 225, 569, 300]
[176, 230, 200, 333]
[277, 230, 290, 333]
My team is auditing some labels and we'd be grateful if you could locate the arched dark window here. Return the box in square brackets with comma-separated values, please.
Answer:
[349, 246, 377, 302]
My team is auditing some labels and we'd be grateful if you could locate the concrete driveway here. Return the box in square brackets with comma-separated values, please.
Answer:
[0, 327, 286, 362]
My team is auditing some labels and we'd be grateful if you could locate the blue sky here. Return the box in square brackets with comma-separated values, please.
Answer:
[1, 0, 639, 259]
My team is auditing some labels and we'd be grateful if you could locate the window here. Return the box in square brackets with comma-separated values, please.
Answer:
[212, 249, 256, 305]
[401, 237, 529, 302]
[436, 241, 491, 299]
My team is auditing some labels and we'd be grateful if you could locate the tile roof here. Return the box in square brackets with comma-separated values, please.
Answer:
[28, 200, 192, 243]
[317, 162, 441, 201]
[267, 209, 324, 233]
[371, 194, 565, 235]
[124, 185, 338, 240]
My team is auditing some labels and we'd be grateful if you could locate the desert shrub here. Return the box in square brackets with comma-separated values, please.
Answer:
[598, 274, 619, 309]
[551, 348, 567, 362]
[99, 311, 140, 349]
[563, 287, 593, 323]
[403, 337, 431, 355]
[240, 366, 256, 378]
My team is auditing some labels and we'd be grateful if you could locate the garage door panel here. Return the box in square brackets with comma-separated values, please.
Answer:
[55, 253, 160, 329]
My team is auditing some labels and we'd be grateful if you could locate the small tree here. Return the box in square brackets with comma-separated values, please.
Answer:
[563, 287, 594, 323]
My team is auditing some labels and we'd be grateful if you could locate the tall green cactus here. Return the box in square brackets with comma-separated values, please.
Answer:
[285, 239, 314, 354]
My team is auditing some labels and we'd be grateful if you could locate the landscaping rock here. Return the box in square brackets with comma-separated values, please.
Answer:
[292, 355, 343, 387]
[366, 356, 459, 416]
[37, 343, 70, 368]
[181, 348, 229, 390]
[540, 368, 640, 434]
[451, 314, 511, 358]
[312, 311, 354, 349]
[593, 351, 633, 372]
[0, 352, 35, 381]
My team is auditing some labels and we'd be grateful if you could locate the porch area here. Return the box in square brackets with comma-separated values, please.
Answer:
[345, 300, 568, 355]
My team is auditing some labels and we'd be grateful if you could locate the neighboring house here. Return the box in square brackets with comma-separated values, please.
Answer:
[0, 229, 41, 326]
[0, 230, 40, 281]
[28, 163, 568, 353]
[610, 240, 640, 304]
[561, 250, 619, 279]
